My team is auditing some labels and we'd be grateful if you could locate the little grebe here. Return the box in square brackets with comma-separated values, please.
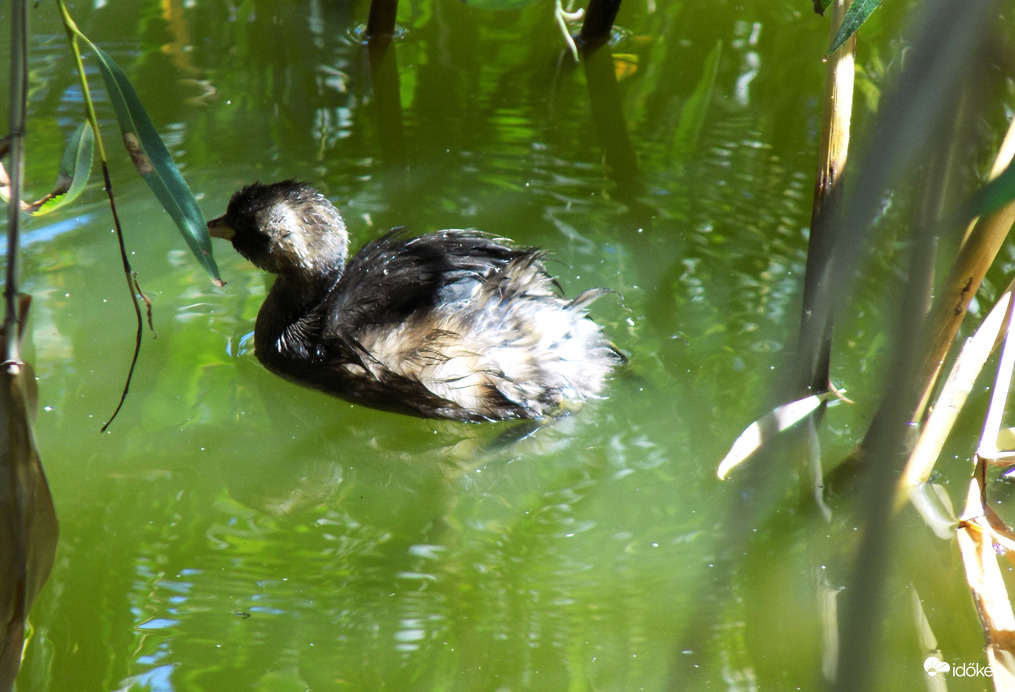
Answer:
[208, 181, 623, 421]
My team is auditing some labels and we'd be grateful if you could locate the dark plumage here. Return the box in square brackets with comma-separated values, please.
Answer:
[208, 180, 623, 421]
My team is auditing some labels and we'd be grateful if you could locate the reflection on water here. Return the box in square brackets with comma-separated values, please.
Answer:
[1, 0, 999, 690]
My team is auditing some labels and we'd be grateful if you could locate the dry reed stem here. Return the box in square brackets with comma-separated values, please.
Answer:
[957, 462, 1015, 688]
[914, 116, 1015, 421]
[896, 282, 1014, 505]
[813, 0, 854, 209]
[950, 283, 1015, 688]
[798, 0, 855, 393]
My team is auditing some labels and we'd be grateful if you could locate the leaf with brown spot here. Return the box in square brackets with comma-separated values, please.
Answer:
[83, 41, 223, 285]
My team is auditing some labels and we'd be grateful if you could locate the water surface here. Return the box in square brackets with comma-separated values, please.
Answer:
[1, 0, 1004, 690]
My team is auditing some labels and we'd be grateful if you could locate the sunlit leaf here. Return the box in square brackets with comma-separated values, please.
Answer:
[29, 122, 94, 215]
[0, 123, 93, 214]
[717, 393, 827, 480]
[897, 288, 1013, 504]
[85, 43, 223, 285]
[826, 0, 881, 57]
[673, 40, 721, 155]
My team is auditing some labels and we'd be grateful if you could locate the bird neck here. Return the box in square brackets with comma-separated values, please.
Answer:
[272, 262, 342, 314]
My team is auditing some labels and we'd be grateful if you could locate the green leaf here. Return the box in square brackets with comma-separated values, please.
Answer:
[0, 123, 93, 214]
[958, 161, 1015, 224]
[825, 0, 881, 57]
[32, 122, 94, 215]
[86, 43, 223, 285]
[813, 0, 833, 16]
[673, 40, 721, 155]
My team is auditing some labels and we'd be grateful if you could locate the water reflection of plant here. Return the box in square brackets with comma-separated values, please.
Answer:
[2, 0, 232, 685]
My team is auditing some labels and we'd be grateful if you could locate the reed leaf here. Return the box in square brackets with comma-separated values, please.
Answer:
[717, 393, 829, 480]
[826, 0, 881, 57]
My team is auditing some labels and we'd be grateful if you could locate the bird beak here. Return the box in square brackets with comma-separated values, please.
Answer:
[207, 215, 236, 240]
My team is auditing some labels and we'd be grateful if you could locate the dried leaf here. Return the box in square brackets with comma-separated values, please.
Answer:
[957, 515, 1015, 689]
[0, 301, 58, 689]
[897, 287, 1013, 503]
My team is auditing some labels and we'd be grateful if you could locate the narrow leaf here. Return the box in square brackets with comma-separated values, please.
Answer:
[826, 0, 881, 57]
[1, 124, 93, 214]
[29, 122, 94, 215]
[959, 158, 1015, 225]
[896, 288, 1013, 504]
[717, 394, 827, 480]
[85, 42, 223, 285]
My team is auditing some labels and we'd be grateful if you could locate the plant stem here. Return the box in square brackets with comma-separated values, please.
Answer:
[577, 0, 621, 50]
[797, 0, 855, 395]
[55, 0, 148, 431]
[55, 0, 109, 164]
[366, 0, 398, 39]
[5, 0, 28, 367]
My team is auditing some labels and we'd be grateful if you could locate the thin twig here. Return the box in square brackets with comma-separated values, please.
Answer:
[56, 0, 152, 431]
[96, 160, 143, 433]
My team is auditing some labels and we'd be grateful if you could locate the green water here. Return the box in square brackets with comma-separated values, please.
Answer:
[2, 0, 1008, 690]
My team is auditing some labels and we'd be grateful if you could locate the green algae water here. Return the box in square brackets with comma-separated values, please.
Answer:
[1, 0, 1010, 690]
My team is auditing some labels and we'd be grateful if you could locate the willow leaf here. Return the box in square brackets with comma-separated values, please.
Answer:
[826, 0, 881, 57]
[31, 122, 94, 215]
[86, 43, 223, 285]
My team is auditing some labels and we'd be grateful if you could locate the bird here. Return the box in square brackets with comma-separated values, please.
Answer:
[207, 180, 623, 422]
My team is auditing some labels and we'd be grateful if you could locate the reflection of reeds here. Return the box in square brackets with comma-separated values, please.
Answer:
[1, 4, 59, 688]
[576, 0, 622, 51]
[367, 0, 399, 39]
